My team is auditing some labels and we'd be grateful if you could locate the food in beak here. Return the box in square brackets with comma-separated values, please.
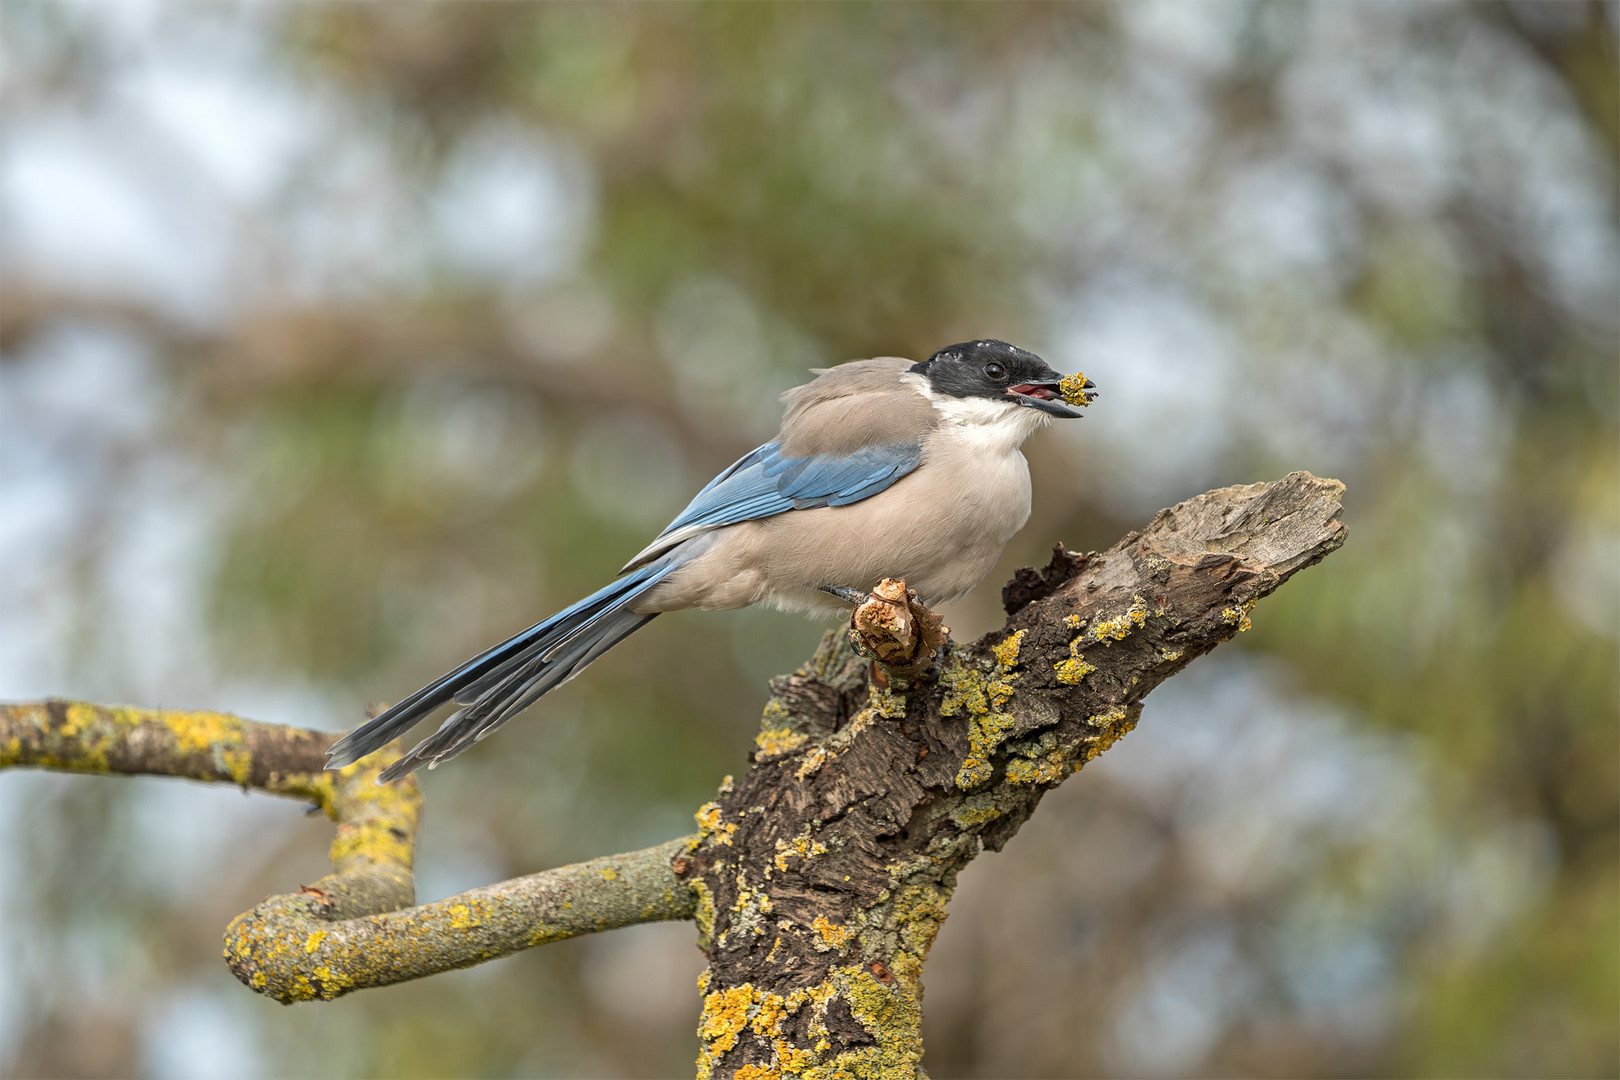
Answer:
[1057, 372, 1098, 407]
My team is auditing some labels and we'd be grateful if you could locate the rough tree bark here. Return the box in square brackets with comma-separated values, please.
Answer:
[0, 471, 1345, 1080]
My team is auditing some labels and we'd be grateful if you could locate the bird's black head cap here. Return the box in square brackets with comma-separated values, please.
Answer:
[911, 339, 1091, 418]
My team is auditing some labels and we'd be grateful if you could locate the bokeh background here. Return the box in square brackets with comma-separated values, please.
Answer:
[1, 3, 1615, 1077]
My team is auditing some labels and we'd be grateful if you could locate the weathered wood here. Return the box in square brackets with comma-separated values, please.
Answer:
[678, 471, 1347, 1079]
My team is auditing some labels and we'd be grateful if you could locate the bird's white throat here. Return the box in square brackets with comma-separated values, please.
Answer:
[903, 373, 1051, 454]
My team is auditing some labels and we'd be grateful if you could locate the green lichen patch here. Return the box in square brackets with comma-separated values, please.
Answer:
[692, 879, 719, 952]
[949, 794, 1003, 830]
[1006, 743, 1070, 786]
[865, 683, 907, 720]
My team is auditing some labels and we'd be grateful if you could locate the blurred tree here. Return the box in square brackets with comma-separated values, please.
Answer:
[1, 2, 1614, 1078]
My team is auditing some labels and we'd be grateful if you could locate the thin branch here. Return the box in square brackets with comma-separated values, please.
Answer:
[0, 699, 698, 1002]
[0, 699, 338, 798]
[225, 837, 697, 1003]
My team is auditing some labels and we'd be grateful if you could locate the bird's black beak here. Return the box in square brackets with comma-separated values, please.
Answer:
[1008, 370, 1097, 419]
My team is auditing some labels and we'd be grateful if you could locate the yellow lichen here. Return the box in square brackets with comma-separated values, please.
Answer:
[1057, 371, 1094, 407]
[1076, 705, 1139, 764]
[942, 636, 1032, 790]
[814, 965, 925, 1080]
[303, 930, 327, 954]
[946, 689, 1010, 790]
[161, 708, 243, 757]
[686, 962, 926, 1080]
[1091, 595, 1149, 643]
[599, 867, 619, 881]
[990, 628, 1027, 668]
[774, 826, 829, 872]
[1006, 745, 1069, 786]
[695, 801, 722, 831]
[812, 915, 853, 952]
[448, 903, 478, 930]
[795, 745, 829, 781]
[527, 924, 566, 947]
[774, 1039, 816, 1074]
[58, 703, 94, 739]
[695, 801, 737, 846]
[328, 819, 413, 870]
[221, 749, 253, 786]
[1222, 599, 1256, 633]
[889, 884, 951, 960]
[1054, 619, 1096, 685]
[697, 983, 757, 1065]
[753, 993, 788, 1038]
[756, 727, 809, 756]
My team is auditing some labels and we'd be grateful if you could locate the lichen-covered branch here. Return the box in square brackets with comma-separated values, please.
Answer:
[1, 699, 340, 798]
[0, 700, 424, 910]
[0, 699, 697, 1002]
[678, 472, 1347, 1080]
[1, 472, 1346, 1058]
[226, 836, 698, 1002]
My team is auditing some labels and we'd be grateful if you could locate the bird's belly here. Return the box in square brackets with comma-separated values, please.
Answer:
[638, 446, 1033, 614]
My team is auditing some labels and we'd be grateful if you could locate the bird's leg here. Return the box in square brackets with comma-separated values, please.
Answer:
[818, 584, 871, 606]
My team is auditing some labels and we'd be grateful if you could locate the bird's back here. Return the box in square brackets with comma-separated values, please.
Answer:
[777, 357, 938, 458]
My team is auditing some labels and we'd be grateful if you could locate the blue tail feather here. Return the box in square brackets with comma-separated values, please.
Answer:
[326, 559, 677, 781]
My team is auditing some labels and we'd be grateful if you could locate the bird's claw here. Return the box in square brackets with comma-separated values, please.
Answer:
[819, 584, 872, 606]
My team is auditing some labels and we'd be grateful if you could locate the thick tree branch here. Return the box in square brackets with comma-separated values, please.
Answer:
[680, 471, 1347, 1080]
[0, 700, 697, 1002]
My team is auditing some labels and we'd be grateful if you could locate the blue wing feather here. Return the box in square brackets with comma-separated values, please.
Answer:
[621, 439, 922, 569]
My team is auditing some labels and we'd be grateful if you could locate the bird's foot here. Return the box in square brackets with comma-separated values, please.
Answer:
[837, 578, 949, 676]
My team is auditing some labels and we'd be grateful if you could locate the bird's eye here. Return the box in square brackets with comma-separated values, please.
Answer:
[983, 362, 1007, 381]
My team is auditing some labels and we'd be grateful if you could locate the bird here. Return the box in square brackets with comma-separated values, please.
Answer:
[326, 339, 1096, 783]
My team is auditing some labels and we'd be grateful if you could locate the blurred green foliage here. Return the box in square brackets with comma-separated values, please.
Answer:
[1, 2, 1614, 1078]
